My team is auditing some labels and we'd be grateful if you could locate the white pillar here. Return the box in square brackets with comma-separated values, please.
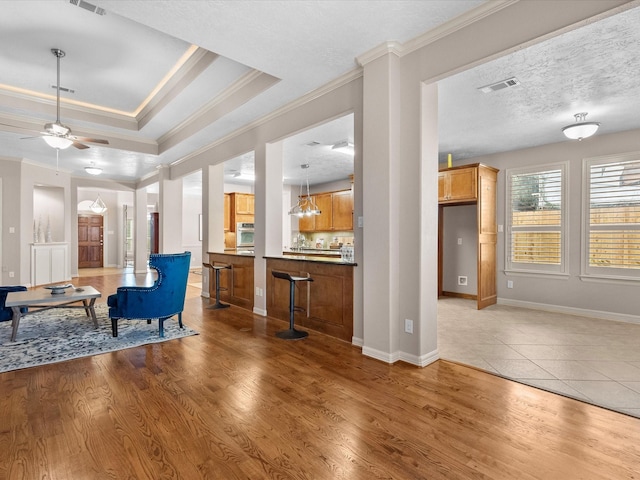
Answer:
[157, 165, 183, 254]
[133, 187, 148, 274]
[201, 164, 225, 295]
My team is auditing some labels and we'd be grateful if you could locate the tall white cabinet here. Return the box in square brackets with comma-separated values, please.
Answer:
[31, 243, 69, 286]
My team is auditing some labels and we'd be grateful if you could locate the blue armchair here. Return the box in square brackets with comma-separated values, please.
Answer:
[107, 252, 191, 337]
[0, 286, 28, 322]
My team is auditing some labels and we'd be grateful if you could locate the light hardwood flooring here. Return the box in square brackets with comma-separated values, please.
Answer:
[1, 270, 639, 479]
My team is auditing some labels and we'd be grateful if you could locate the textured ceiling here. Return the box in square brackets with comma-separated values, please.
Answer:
[0, 1, 638, 190]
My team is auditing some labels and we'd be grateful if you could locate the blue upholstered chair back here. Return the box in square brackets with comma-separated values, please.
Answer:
[0, 286, 28, 322]
[107, 252, 191, 336]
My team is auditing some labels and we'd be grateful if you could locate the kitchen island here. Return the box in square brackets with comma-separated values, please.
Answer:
[265, 255, 356, 342]
[207, 251, 255, 311]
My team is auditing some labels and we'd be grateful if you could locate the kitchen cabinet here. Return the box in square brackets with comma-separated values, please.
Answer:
[229, 193, 254, 231]
[224, 193, 230, 232]
[298, 189, 353, 232]
[331, 189, 353, 230]
[438, 166, 477, 203]
[208, 252, 254, 310]
[31, 243, 69, 286]
[266, 257, 354, 341]
[438, 163, 498, 309]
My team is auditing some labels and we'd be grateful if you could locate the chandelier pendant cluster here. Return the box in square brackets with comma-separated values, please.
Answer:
[289, 164, 321, 217]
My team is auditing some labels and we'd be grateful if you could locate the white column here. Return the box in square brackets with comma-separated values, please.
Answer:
[201, 164, 225, 296]
[133, 187, 148, 274]
[157, 165, 183, 254]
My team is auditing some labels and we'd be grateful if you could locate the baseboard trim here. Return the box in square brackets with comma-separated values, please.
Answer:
[498, 298, 640, 325]
[362, 345, 440, 367]
[253, 307, 267, 316]
[352, 336, 364, 347]
[398, 349, 440, 367]
[362, 346, 400, 364]
[442, 291, 477, 300]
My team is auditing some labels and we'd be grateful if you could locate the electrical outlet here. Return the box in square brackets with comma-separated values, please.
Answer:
[255, 287, 263, 296]
[404, 319, 413, 334]
[457, 237, 462, 245]
[9, 271, 14, 278]
[507, 280, 513, 289]
[458, 276, 468, 286]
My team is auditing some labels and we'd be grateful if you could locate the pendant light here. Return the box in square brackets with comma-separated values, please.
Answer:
[288, 164, 321, 217]
[90, 194, 107, 214]
[562, 112, 600, 141]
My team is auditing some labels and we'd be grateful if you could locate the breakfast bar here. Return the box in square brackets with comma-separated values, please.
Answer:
[265, 255, 356, 342]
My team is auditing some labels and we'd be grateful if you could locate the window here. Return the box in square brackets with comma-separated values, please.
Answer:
[582, 154, 640, 282]
[506, 163, 567, 275]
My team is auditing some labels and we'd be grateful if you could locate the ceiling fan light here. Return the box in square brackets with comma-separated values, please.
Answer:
[43, 135, 73, 149]
[562, 112, 600, 140]
[85, 165, 102, 175]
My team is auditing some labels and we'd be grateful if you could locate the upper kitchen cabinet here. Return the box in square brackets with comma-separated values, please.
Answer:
[299, 189, 353, 232]
[438, 166, 477, 203]
[229, 192, 254, 231]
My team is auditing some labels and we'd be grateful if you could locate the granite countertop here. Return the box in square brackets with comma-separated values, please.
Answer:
[209, 250, 255, 257]
[264, 254, 356, 266]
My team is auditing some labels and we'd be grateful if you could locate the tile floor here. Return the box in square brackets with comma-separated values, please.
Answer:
[438, 296, 640, 418]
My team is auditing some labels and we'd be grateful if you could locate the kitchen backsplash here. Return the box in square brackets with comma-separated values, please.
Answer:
[291, 231, 354, 249]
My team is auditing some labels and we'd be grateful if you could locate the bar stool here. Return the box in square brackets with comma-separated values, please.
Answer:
[272, 270, 313, 340]
[203, 262, 231, 309]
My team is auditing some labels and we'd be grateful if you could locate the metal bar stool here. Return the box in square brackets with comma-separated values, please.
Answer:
[272, 270, 313, 340]
[203, 262, 231, 309]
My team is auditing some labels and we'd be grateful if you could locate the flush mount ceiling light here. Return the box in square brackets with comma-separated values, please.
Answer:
[89, 194, 107, 214]
[289, 164, 321, 217]
[84, 163, 102, 175]
[562, 112, 600, 141]
[332, 141, 354, 155]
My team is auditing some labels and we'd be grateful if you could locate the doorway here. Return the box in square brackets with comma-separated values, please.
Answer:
[78, 215, 103, 268]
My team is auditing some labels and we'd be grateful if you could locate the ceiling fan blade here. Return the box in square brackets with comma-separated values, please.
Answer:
[73, 136, 109, 145]
[72, 141, 90, 150]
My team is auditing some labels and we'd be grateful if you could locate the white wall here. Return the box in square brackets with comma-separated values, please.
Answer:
[442, 204, 477, 294]
[455, 128, 640, 320]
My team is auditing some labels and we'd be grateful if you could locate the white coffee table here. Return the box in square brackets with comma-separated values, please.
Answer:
[6, 286, 102, 342]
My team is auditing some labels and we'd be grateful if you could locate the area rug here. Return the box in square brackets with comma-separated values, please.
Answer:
[0, 304, 198, 373]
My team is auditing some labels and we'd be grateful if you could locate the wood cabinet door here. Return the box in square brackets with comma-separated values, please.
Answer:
[298, 196, 315, 232]
[314, 193, 333, 231]
[224, 194, 230, 232]
[235, 194, 254, 215]
[332, 190, 353, 230]
[438, 167, 477, 203]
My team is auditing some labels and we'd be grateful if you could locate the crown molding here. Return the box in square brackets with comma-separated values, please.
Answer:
[356, 0, 518, 67]
[355, 41, 404, 67]
[158, 69, 279, 153]
[170, 67, 363, 168]
[136, 48, 219, 129]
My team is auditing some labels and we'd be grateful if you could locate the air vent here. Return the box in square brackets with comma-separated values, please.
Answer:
[51, 84, 75, 94]
[69, 0, 106, 15]
[478, 77, 520, 93]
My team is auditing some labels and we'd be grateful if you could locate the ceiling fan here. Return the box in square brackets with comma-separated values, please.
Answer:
[36, 48, 109, 150]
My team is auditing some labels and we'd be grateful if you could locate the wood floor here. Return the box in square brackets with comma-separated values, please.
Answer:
[1, 271, 639, 479]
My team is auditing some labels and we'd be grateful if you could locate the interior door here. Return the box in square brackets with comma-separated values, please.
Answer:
[78, 215, 103, 268]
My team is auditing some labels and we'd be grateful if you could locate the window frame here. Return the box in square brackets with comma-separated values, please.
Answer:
[505, 161, 569, 277]
[581, 152, 640, 284]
